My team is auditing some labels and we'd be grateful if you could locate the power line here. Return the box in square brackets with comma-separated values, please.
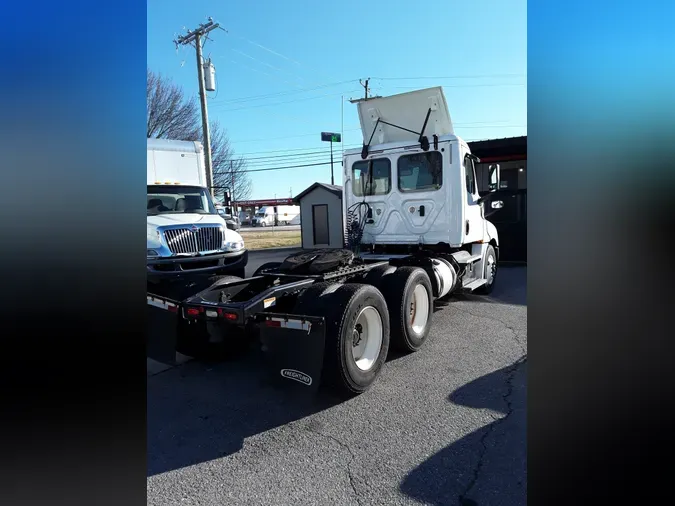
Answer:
[211, 83, 526, 112]
[210, 79, 358, 105]
[389, 83, 527, 90]
[372, 74, 526, 80]
[228, 124, 528, 158]
[230, 127, 361, 144]
[239, 161, 334, 173]
[228, 123, 524, 147]
[210, 89, 361, 112]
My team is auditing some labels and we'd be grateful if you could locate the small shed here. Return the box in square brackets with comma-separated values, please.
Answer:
[293, 183, 344, 249]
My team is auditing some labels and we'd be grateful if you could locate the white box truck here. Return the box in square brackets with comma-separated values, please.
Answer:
[276, 205, 300, 225]
[147, 88, 506, 396]
[147, 138, 248, 287]
[252, 205, 300, 226]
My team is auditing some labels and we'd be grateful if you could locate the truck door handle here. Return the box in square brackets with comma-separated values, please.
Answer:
[419, 205, 425, 217]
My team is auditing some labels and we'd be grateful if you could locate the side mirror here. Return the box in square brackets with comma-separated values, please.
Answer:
[488, 164, 501, 192]
[491, 200, 504, 209]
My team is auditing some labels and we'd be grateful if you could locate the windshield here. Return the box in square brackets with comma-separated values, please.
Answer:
[147, 185, 217, 216]
[256, 211, 266, 217]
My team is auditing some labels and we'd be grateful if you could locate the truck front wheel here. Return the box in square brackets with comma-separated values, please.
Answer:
[475, 244, 498, 295]
[381, 267, 434, 353]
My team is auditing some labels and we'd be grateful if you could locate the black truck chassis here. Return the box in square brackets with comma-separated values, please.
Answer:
[147, 260, 390, 394]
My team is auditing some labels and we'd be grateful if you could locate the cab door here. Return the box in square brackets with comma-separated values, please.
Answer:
[463, 152, 485, 244]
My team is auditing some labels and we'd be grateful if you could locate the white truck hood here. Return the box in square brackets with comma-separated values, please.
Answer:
[147, 213, 243, 248]
[356, 86, 454, 145]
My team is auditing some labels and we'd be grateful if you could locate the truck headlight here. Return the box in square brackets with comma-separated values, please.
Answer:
[224, 241, 244, 252]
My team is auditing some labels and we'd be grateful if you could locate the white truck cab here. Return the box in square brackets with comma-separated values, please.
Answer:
[343, 87, 504, 295]
[252, 206, 275, 227]
[147, 139, 247, 281]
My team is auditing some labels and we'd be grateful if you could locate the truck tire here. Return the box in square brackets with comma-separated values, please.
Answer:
[295, 283, 390, 396]
[362, 263, 396, 289]
[252, 262, 282, 277]
[381, 266, 434, 353]
[475, 244, 498, 295]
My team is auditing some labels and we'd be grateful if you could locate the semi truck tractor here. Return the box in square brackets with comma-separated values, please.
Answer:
[147, 87, 505, 396]
[147, 138, 248, 290]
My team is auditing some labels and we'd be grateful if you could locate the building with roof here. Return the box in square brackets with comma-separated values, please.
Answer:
[293, 183, 344, 249]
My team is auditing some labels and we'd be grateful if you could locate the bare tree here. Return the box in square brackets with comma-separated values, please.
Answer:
[210, 121, 253, 202]
[146, 69, 253, 201]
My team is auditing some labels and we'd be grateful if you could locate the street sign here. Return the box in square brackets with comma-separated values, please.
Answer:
[321, 132, 341, 143]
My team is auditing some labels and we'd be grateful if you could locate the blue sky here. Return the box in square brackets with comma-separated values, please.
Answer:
[147, 0, 526, 200]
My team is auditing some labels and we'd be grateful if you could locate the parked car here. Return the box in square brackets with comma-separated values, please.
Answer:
[216, 206, 241, 231]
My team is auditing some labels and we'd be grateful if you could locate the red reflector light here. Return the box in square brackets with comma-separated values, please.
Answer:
[186, 308, 200, 317]
[265, 320, 281, 327]
[222, 312, 238, 321]
[167, 305, 178, 313]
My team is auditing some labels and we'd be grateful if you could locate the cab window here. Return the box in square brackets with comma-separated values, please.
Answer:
[352, 158, 391, 196]
[464, 155, 477, 195]
[397, 152, 443, 192]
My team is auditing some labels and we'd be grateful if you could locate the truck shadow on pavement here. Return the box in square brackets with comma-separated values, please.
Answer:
[399, 356, 527, 506]
[147, 350, 344, 477]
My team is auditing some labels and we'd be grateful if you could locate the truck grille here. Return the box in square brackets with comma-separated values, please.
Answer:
[163, 226, 224, 255]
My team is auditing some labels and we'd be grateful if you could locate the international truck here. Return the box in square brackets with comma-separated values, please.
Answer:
[147, 87, 505, 396]
[146, 138, 248, 290]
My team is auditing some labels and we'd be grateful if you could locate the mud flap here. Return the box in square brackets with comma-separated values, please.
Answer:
[255, 313, 326, 393]
[146, 295, 180, 365]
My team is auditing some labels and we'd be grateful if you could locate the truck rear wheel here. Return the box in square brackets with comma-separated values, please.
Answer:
[381, 267, 434, 352]
[362, 263, 396, 288]
[294, 283, 390, 396]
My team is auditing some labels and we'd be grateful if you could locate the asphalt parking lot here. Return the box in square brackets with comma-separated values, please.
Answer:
[147, 251, 527, 506]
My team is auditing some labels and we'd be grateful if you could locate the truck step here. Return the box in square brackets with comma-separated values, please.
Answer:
[451, 251, 482, 264]
[462, 278, 487, 291]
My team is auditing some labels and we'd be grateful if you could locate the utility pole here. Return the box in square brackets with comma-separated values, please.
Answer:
[174, 18, 222, 197]
[341, 95, 344, 162]
[230, 160, 235, 213]
[359, 78, 370, 100]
